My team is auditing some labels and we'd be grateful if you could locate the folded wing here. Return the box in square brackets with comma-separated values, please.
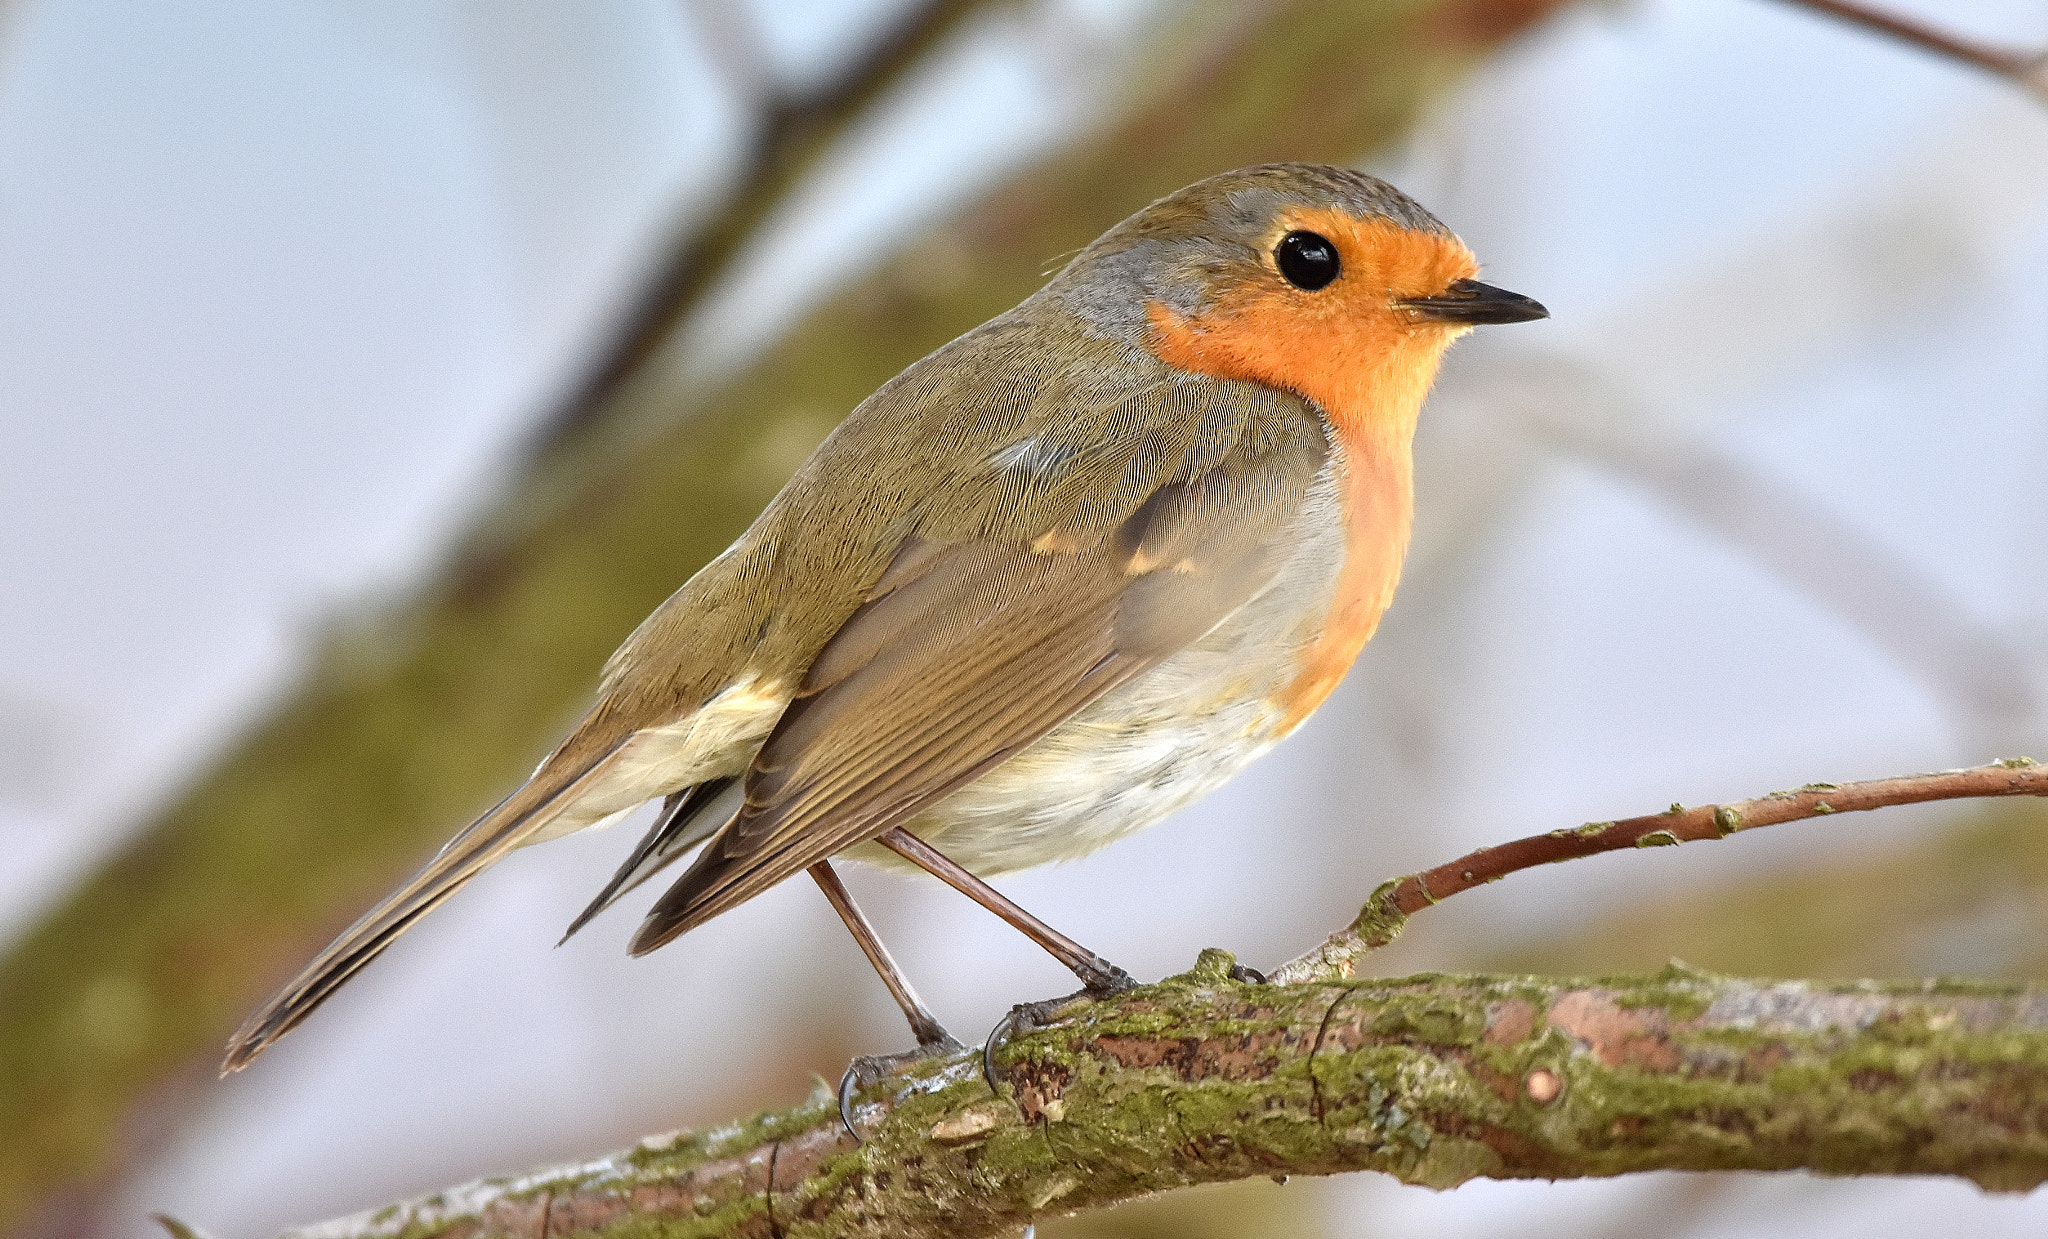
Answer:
[631, 377, 1327, 953]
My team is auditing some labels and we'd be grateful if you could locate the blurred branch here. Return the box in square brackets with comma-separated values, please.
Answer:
[1564, 418, 2036, 730]
[539, 0, 989, 443]
[249, 959, 2048, 1239]
[1770, 0, 2048, 105]
[1486, 352, 2038, 743]
[1273, 759, 2046, 984]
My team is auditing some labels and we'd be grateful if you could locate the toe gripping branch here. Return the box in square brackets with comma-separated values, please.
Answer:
[837, 1033, 966, 1142]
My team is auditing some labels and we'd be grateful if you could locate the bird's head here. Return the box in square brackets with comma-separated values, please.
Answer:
[1052, 163, 1545, 436]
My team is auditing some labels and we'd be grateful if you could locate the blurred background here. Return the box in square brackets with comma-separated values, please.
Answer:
[2, 0, 2046, 1236]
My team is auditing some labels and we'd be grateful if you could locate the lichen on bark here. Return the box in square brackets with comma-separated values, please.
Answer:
[260, 959, 2048, 1239]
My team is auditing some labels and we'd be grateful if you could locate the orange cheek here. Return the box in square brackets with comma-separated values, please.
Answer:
[1142, 216, 1475, 434]
[1145, 290, 1452, 440]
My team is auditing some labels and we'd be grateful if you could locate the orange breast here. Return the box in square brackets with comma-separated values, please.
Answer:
[1142, 212, 1473, 733]
[1270, 427, 1413, 731]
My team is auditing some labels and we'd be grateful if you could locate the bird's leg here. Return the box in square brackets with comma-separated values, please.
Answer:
[873, 827, 1134, 993]
[808, 860, 964, 1140]
[869, 827, 1142, 1095]
[809, 859, 957, 1047]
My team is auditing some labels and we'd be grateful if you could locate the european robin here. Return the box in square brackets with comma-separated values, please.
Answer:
[222, 163, 1545, 1085]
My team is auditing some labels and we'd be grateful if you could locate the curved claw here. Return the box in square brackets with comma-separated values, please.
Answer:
[982, 1006, 1024, 1094]
[981, 994, 1092, 1094]
[838, 1063, 865, 1144]
[837, 1034, 968, 1142]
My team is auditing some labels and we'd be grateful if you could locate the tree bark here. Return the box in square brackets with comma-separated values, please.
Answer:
[263, 955, 2048, 1239]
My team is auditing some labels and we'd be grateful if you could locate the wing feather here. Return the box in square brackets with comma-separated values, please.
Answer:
[630, 379, 1326, 954]
[557, 776, 740, 944]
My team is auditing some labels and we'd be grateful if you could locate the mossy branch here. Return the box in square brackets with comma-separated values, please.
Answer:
[223, 762, 2048, 1239]
[1274, 759, 2048, 984]
[249, 959, 2048, 1239]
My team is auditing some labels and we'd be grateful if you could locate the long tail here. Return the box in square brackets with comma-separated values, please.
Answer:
[221, 739, 628, 1074]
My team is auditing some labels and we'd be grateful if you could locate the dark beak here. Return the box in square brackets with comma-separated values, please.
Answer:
[1398, 278, 1548, 325]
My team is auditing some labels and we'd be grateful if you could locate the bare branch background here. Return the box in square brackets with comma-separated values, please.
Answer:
[0, 1, 2044, 1237]
[1771, 0, 2048, 104]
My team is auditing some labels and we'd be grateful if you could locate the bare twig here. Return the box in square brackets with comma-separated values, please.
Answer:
[1273, 758, 2047, 984]
[1770, 0, 2048, 105]
[252, 963, 2048, 1239]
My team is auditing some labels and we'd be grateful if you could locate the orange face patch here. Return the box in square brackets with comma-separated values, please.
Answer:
[1143, 209, 1478, 436]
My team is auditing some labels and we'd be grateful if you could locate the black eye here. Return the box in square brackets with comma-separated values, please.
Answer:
[1275, 230, 1339, 290]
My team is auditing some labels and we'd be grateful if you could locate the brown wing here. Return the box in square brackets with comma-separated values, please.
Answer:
[629, 382, 1327, 953]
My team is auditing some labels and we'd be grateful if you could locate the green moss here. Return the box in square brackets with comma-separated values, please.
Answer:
[1369, 999, 1486, 1046]
[305, 971, 2048, 1234]
[1179, 948, 1243, 985]
[1351, 879, 1413, 949]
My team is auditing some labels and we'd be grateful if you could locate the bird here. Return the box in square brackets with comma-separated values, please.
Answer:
[221, 163, 1546, 1091]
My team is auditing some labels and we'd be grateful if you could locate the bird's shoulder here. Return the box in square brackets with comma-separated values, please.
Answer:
[780, 302, 1330, 547]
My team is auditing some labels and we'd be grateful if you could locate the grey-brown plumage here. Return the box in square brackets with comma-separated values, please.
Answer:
[223, 163, 1543, 1073]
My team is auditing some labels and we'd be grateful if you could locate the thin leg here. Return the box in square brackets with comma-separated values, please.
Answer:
[874, 827, 1133, 994]
[808, 860, 953, 1047]
[810, 859, 966, 1142]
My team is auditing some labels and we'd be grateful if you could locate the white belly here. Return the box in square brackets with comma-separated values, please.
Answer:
[851, 460, 1349, 876]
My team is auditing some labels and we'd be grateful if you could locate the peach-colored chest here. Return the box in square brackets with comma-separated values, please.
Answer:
[1269, 427, 1414, 732]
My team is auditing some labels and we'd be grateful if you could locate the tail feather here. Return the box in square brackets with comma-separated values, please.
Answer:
[221, 740, 627, 1074]
[558, 776, 739, 945]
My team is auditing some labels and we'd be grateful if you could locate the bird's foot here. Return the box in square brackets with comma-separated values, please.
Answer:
[981, 968, 1137, 1094]
[837, 1031, 968, 1142]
